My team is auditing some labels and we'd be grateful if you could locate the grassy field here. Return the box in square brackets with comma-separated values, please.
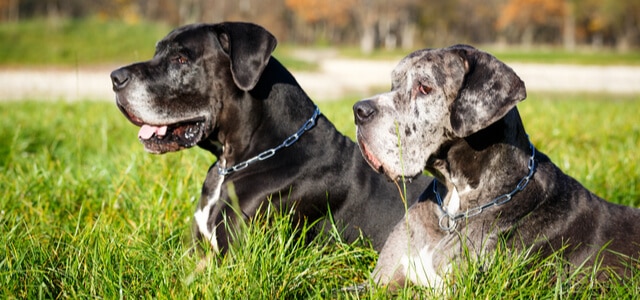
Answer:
[1, 92, 639, 298]
[0, 18, 171, 66]
[488, 48, 640, 66]
[337, 45, 640, 65]
[2, 18, 639, 68]
[0, 18, 317, 71]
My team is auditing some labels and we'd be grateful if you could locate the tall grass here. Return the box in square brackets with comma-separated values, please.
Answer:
[1, 93, 639, 298]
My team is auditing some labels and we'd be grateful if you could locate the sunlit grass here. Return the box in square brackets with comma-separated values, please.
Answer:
[2, 18, 639, 68]
[1, 93, 639, 298]
[338, 44, 640, 66]
[0, 18, 317, 71]
[0, 18, 172, 66]
[488, 47, 640, 66]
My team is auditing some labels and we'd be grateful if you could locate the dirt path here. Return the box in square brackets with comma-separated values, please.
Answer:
[1, 60, 639, 102]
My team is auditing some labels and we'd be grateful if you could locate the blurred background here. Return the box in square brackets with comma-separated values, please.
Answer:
[2, 0, 639, 52]
[0, 0, 639, 101]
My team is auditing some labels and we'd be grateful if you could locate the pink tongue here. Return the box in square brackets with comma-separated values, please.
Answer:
[138, 125, 168, 139]
[156, 126, 167, 136]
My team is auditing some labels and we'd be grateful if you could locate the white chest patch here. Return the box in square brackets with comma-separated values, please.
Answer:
[446, 186, 461, 213]
[399, 245, 443, 287]
[193, 162, 225, 253]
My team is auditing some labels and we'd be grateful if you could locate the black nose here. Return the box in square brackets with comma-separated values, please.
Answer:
[110, 68, 131, 91]
[353, 100, 377, 125]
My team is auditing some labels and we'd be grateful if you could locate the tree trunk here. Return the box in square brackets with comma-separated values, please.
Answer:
[616, 17, 638, 51]
[521, 25, 534, 48]
[401, 22, 415, 50]
[6, 0, 20, 22]
[563, 2, 576, 51]
[360, 22, 377, 54]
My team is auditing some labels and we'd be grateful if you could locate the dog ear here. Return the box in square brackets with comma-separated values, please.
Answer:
[214, 22, 277, 91]
[448, 44, 526, 137]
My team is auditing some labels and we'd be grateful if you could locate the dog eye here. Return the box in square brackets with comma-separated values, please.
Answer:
[418, 84, 432, 95]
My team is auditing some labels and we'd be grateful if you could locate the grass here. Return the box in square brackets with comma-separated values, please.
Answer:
[2, 18, 640, 68]
[486, 47, 640, 66]
[338, 45, 640, 65]
[0, 18, 317, 71]
[0, 18, 172, 66]
[1, 92, 640, 298]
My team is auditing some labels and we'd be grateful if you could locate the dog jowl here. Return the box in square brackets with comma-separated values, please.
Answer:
[111, 23, 275, 154]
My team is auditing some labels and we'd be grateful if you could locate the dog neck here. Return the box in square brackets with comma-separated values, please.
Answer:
[203, 57, 324, 175]
[217, 106, 321, 176]
[429, 109, 535, 214]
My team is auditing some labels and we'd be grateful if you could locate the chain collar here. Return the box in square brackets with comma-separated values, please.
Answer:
[217, 106, 322, 176]
[434, 135, 537, 232]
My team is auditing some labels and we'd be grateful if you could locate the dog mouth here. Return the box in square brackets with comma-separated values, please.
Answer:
[357, 138, 384, 173]
[136, 120, 206, 154]
[117, 104, 206, 154]
[357, 134, 420, 182]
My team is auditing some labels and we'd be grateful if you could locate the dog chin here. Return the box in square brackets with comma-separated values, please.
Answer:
[358, 139, 422, 181]
[384, 167, 421, 183]
[142, 140, 195, 154]
[382, 159, 427, 182]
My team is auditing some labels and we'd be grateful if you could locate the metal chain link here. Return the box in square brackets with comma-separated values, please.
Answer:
[435, 135, 537, 232]
[217, 106, 322, 176]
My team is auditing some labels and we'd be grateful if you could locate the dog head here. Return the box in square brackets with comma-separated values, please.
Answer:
[110, 22, 277, 154]
[353, 44, 526, 181]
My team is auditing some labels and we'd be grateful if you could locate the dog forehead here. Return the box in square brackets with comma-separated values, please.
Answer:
[392, 49, 454, 83]
[391, 50, 424, 80]
[390, 53, 419, 89]
[155, 24, 210, 54]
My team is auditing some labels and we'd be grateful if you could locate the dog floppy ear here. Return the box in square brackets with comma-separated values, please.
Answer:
[214, 22, 277, 91]
[448, 44, 526, 137]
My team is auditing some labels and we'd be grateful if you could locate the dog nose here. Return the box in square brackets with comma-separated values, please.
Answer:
[353, 100, 377, 125]
[110, 68, 131, 91]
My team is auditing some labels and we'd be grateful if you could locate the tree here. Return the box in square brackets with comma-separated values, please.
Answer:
[285, 0, 356, 44]
[0, 0, 19, 21]
[497, 0, 567, 45]
[415, 0, 502, 47]
[353, 0, 420, 53]
[598, 0, 640, 50]
[285, 0, 353, 25]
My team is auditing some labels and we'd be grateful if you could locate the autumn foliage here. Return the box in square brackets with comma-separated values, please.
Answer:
[1, 0, 639, 50]
[285, 0, 356, 26]
[497, 0, 566, 31]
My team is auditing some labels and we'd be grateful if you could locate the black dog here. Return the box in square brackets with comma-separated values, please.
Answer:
[110, 22, 432, 253]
